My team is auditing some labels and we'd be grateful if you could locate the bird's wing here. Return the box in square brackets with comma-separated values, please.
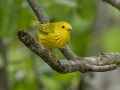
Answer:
[34, 19, 49, 35]
[39, 23, 55, 34]
[34, 19, 55, 35]
[37, 24, 49, 35]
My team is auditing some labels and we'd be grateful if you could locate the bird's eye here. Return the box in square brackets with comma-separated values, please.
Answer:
[62, 26, 65, 29]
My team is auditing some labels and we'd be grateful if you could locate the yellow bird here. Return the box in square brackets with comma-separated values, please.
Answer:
[35, 20, 73, 48]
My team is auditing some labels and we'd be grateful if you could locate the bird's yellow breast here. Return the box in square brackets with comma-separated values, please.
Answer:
[38, 29, 70, 48]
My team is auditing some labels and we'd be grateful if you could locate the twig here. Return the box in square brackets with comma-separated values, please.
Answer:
[103, 0, 120, 10]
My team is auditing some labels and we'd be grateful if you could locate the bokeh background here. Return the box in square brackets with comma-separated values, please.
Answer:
[0, 0, 120, 90]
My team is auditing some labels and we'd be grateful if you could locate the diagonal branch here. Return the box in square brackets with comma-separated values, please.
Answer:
[27, 0, 49, 23]
[103, 0, 120, 10]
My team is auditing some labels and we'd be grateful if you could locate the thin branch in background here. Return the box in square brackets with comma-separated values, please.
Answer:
[0, 39, 9, 90]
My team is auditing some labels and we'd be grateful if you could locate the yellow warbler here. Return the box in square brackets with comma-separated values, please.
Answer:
[35, 20, 73, 48]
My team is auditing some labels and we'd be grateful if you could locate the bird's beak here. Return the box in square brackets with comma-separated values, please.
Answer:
[68, 28, 73, 31]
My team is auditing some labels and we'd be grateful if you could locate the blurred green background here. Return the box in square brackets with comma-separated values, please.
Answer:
[0, 0, 120, 90]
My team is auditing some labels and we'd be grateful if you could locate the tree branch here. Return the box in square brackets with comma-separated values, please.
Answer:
[18, 30, 120, 73]
[103, 0, 120, 10]
[17, 0, 120, 73]
[27, 0, 49, 23]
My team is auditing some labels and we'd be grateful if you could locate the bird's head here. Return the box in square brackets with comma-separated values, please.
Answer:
[57, 22, 73, 32]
